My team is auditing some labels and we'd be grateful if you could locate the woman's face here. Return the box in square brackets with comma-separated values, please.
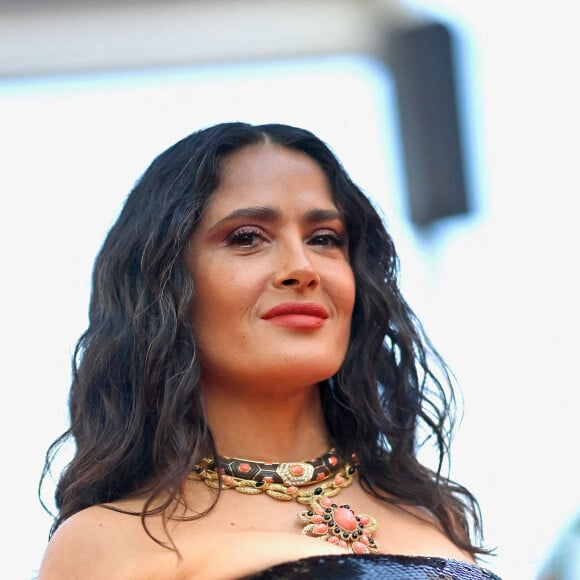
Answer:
[184, 143, 355, 393]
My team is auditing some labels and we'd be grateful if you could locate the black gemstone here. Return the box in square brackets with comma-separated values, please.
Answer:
[348, 466, 356, 475]
[342, 532, 349, 539]
[329, 520, 334, 527]
[369, 539, 375, 544]
[334, 527, 340, 534]
[331, 503, 338, 508]
[355, 516, 360, 521]
[307, 511, 314, 516]
[255, 481, 265, 487]
[352, 533, 358, 539]
[314, 487, 323, 495]
[325, 508, 332, 513]
[195, 467, 203, 474]
[324, 515, 331, 520]
[342, 504, 350, 509]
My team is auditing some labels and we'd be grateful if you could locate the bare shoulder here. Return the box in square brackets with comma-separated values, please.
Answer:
[391, 502, 475, 562]
[37, 503, 168, 580]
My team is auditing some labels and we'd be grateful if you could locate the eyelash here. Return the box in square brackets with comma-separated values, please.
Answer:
[225, 226, 265, 248]
[308, 231, 346, 248]
[225, 227, 346, 249]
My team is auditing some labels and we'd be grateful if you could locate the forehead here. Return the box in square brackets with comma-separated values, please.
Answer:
[204, 143, 337, 214]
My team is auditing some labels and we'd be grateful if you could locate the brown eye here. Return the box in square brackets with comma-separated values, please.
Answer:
[307, 230, 345, 248]
[225, 226, 266, 249]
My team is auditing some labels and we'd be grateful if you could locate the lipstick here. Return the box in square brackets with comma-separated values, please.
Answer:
[261, 302, 329, 329]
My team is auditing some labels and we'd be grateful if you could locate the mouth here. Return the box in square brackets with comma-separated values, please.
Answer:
[261, 302, 329, 329]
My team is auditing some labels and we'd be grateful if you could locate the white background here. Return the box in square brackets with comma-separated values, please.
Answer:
[1, 1, 578, 578]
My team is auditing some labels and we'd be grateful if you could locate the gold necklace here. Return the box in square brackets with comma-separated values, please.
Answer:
[193, 452, 380, 554]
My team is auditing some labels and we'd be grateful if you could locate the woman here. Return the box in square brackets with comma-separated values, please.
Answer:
[39, 122, 499, 579]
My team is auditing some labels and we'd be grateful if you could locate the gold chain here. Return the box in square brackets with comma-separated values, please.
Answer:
[193, 461, 357, 503]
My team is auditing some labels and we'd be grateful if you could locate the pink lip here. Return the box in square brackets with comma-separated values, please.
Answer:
[261, 302, 329, 329]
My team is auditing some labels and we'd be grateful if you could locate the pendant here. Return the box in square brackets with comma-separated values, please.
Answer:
[298, 496, 379, 554]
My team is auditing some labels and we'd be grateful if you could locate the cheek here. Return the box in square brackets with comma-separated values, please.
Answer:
[190, 263, 263, 337]
[331, 264, 356, 318]
[191, 282, 232, 332]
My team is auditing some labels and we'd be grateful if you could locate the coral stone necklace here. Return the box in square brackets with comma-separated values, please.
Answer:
[192, 449, 380, 554]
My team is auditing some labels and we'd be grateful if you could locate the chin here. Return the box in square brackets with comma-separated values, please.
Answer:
[264, 357, 343, 388]
[202, 345, 348, 391]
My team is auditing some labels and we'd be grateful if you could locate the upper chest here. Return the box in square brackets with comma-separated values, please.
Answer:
[109, 482, 468, 579]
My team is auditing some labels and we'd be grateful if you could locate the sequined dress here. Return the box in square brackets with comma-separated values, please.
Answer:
[242, 554, 502, 579]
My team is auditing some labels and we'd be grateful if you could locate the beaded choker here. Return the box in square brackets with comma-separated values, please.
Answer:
[193, 449, 380, 554]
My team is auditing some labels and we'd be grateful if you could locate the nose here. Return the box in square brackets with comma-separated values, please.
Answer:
[273, 240, 320, 290]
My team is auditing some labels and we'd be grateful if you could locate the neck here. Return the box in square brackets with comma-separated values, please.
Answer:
[202, 381, 330, 462]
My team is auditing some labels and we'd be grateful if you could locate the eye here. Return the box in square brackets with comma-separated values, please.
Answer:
[225, 226, 267, 249]
[307, 229, 346, 248]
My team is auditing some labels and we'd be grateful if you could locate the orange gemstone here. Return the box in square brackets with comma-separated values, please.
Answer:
[359, 516, 370, 526]
[334, 476, 345, 486]
[239, 463, 251, 473]
[321, 497, 333, 507]
[290, 464, 304, 476]
[334, 507, 357, 532]
[329, 456, 338, 466]
[312, 515, 323, 523]
[360, 535, 369, 546]
[263, 476, 274, 483]
[314, 523, 327, 534]
[328, 536, 339, 544]
[223, 475, 233, 484]
[338, 540, 348, 548]
[352, 541, 366, 554]
[316, 472, 325, 481]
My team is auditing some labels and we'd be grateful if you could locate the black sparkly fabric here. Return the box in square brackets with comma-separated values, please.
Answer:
[242, 554, 502, 579]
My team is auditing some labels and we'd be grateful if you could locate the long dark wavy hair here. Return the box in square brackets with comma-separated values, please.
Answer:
[41, 122, 487, 556]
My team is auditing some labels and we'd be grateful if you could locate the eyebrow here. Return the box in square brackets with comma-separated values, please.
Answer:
[208, 206, 344, 231]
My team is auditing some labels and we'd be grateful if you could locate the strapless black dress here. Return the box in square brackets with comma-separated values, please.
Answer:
[242, 554, 502, 579]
